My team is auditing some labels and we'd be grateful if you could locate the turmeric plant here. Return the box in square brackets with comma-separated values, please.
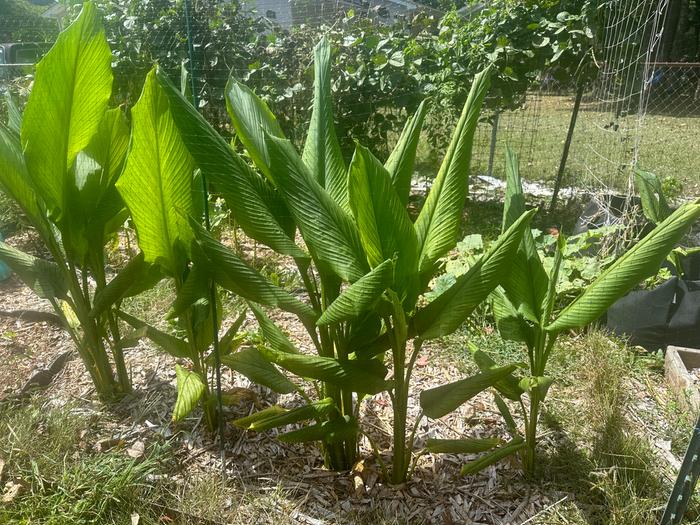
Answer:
[158, 38, 535, 481]
[421, 148, 700, 476]
[0, 3, 134, 400]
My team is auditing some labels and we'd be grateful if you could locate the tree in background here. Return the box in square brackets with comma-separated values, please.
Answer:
[0, 0, 58, 42]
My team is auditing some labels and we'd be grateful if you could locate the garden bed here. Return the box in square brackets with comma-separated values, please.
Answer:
[0, 244, 696, 524]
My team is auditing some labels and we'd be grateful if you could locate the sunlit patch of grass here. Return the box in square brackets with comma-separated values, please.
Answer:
[542, 330, 698, 524]
[121, 278, 176, 328]
[0, 398, 165, 524]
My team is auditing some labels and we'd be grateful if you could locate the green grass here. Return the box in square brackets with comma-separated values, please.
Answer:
[418, 95, 700, 197]
[430, 328, 700, 524]
[0, 399, 166, 524]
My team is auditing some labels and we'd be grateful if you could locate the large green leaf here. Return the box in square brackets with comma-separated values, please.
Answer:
[460, 437, 525, 476]
[232, 406, 286, 429]
[348, 144, 418, 299]
[302, 37, 348, 209]
[420, 364, 518, 419]
[64, 108, 130, 261]
[21, 2, 112, 219]
[317, 259, 393, 326]
[166, 264, 210, 320]
[0, 123, 46, 232]
[4, 93, 21, 136]
[156, 69, 304, 259]
[248, 302, 299, 354]
[414, 67, 492, 276]
[264, 133, 368, 282]
[223, 347, 296, 394]
[0, 241, 68, 299]
[542, 233, 565, 324]
[279, 415, 358, 444]
[225, 78, 285, 178]
[258, 346, 388, 395]
[425, 437, 501, 454]
[548, 199, 700, 333]
[468, 343, 523, 401]
[500, 147, 548, 323]
[91, 253, 162, 318]
[491, 288, 532, 345]
[385, 100, 428, 206]
[172, 364, 206, 422]
[82, 108, 130, 195]
[414, 209, 535, 339]
[119, 311, 192, 359]
[116, 68, 195, 276]
[189, 218, 316, 325]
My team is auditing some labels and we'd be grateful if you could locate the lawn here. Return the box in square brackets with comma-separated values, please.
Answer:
[456, 94, 700, 198]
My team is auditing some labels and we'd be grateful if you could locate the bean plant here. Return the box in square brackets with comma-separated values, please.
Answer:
[421, 148, 700, 476]
[0, 4, 135, 400]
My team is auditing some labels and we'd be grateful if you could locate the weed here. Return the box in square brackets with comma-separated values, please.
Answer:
[0, 398, 165, 524]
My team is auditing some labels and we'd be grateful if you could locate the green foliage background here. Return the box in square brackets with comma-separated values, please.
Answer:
[52, 0, 597, 159]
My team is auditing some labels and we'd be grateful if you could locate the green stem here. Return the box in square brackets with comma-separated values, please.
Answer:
[524, 392, 540, 477]
[387, 318, 409, 485]
[68, 265, 116, 400]
[93, 257, 131, 394]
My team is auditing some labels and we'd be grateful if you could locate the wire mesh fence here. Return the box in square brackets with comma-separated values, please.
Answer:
[1, 0, 697, 206]
[646, 62, 700, 115]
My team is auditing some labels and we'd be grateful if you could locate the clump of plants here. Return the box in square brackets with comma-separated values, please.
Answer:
[152, 30, 540, 481]
[0, 3, 134, 400]
[421, 148, 700, 475]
